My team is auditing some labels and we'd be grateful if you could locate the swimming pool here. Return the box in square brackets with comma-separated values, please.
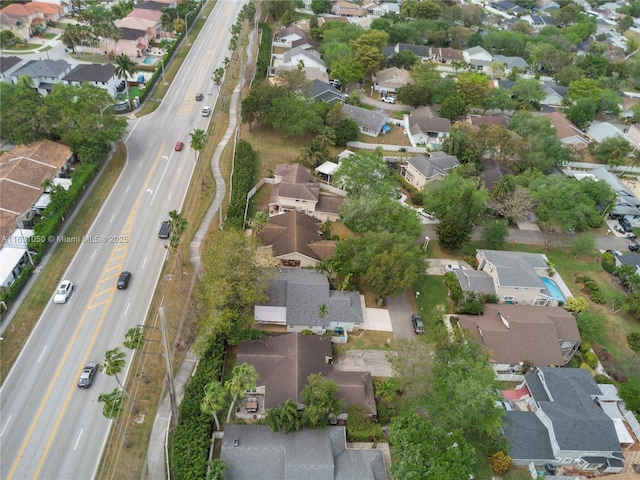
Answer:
[542, 277, 566, 303]
[142, 56, 155, 65]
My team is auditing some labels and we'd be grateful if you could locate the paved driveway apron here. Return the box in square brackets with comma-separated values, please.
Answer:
[334, 350, 395, 377]
[386, 291, 415, 339]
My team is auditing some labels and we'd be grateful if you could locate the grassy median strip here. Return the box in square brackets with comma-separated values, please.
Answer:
[0, 143, 127, 381]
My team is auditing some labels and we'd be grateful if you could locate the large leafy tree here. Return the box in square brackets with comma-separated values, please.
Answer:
[301, 374, 345, 428]
[333, 231, 426, 298]
[339, 194, 423, 238]
[593, 136, 633, 167]
[387, 338, 434, 398]
[198, 229, 270, 340]
[389, 412, 476, 480]
[456, 71, 492, 106]
[329, 54, 365, 85]
[333, 152, 396, 197]
[425, 339, 503, 436]
[268, 92, 324, 135]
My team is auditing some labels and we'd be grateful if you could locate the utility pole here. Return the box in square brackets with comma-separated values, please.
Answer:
[160, 307, 179, 427]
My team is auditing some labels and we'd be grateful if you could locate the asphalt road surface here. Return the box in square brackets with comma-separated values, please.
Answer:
[0, 2, 244, 479]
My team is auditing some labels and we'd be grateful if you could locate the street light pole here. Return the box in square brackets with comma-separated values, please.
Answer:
[185, 11, 195, 37]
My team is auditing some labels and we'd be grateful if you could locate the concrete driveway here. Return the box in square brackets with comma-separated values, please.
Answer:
[334, 350, 395, 377]
[386, 291, 416, 339]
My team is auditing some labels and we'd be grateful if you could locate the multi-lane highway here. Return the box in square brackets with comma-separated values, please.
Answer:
[0, 2, 244, 478]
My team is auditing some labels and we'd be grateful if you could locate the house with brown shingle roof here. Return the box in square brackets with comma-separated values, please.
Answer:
[332, 1, 364, 17]
[373, 67, 411, 94]
[260, 210, 335, 268]
[237, 333, 376, 416]
[430, 47, 464, 64]
[408, 106, 451, 147]
[457, 304, 581, 375]
[544, 111, 588, 146]
[269, 163, 345, 221]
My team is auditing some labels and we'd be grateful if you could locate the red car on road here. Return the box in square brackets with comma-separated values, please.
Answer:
[175, 141, 184, 151]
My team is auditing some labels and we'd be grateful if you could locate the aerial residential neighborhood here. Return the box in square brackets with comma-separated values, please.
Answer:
[2, 0, 640, 479]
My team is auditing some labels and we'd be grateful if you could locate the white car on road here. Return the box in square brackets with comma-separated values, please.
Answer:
[53, 280, 74, 304]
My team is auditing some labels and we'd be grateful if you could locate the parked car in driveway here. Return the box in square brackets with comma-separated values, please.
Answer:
[381, 96, 396, 104]
[619, 217, 633, 233]
[630, 242, 639, 252]
[445, 264, 467, 273]
[411, 314, 424, 334]
[54, 280, 74, 304]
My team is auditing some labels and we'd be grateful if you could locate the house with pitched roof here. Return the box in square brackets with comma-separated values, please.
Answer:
[62, 63, 119, 96]
[373, 67, 411, 94]
[475, 249, 565, 305]
[457, 304, 581, 375]
[279, 47, 326, 71]
[544, 112, 588, 146]
[342, 104, 386, 137]
[273, 24, 318, 50]
[401, 152, 459, 189]
[221, 425, 385, 480]
[408, 106, 451, 147]
[332, 1, 364, 17]
[0, 3, 49, 41]
[260, 210, 335, 268]
[387, 43, 431, 62]
[269, 163, 345, 221]
[540, 82, 567, 107]
[503, 368, 625, 472]
[463, 46, 493, 71]
[586, 122, 625, 144]
[11, 59, 72, 95]
[236, 333, 376, 416]
[254, 268, 364, 333]
[430, 46, 464, 64]
[310, 79, 346, 104]
[0, 56, 22, 82]
[0, 140, 74, 287]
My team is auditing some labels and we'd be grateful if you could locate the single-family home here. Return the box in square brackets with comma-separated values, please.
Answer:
[254, 268, 364, 333]
[586, 122, 625, 144]
[544, 112, 588, 146]
[627, 123, 640, 148]
[408, 106, 451, 147]
[621, 97, 639, 121]
[342, 104, 386, 137]
[220, 425, 386, 480]
[10, 59, 72, 95]
[62, 64, 119, 97]
[0, 140, 74, 287]
[273, 24, 318, 50]
[280, 47, 326, 71]
[109, 25, 151, 58]
[133, 0, 173, 12]
[0, 56, 22, 82]
[457, 304, 581, 375]
[309, 79, 346, 104]
[332, 1, 364, 17]
[0, 3, 47, 41]
[475, 249, 566, 305]
[401, 152, 459, 189]
[373, 67, 411, 94]
[268, 163, 345, 221]
[269, 65, 329, 83]
[540, 82, 567, 107]
[503, 368, 625, 472]
[259, 210, 335, 268]
[613, 251, 640, 275]
[236, 333, 376, 415]
[430, 47, 464, 64]
[466, 115, 505, 127]
[491, 1, 525, 15]
[575, 167, 640, 221]
[492, 54, 528, 73]
[463, 46, 494, 71]
[395, 43, 431, 62]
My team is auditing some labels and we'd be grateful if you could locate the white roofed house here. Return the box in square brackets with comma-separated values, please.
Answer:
[463, 46, 494, 71]
[278, 47, 326, 71]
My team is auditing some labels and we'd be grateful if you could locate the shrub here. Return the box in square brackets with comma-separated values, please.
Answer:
[579, 340, 591, 353]
[565, 296, 588, 313]
[255, 22, 272, 79]
[594, 373, 617, 385]
[484, 293, 499, 304]
[455, 291, 484, 314]
[576, 275, 606, 304]
[618, 377, 640, 413]
[584, 351, 599, 369]
[444, 272, 463, 302]
[488, 451, 513, 475]
[223, 141, 258, 230]
[602, 251, 616, 273]
[627, 331, 640, 352]
[346, 405, 383, 442]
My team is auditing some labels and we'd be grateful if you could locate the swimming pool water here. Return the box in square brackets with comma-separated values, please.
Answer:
[142, 56, 155, 65]
[542, 277, 565, 302]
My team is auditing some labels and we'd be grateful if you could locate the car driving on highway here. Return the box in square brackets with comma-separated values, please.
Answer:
[77, 362, 98, 388]
[53, 280, 74, 304]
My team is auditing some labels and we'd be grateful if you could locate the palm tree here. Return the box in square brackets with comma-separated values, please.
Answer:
[318, 303, 328, 319]
[201, 380, 227, 431]
[101, 347, 138, 413]
[98, 389, 131, 448]
[114, 54, 136, 107]
[123, 327, 149, 383]
[264, 407, 283, 431]
[279, 399, 302, 433]
[373, 378, 393, 407]
[168, 209, 188, 265]
[224, 363, 258, 424]
[190, 128, 206, 190]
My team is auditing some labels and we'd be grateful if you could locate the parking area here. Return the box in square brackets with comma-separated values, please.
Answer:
[361, 307, 393, 331]
[425, 258, 473, 275]
[333, 350, 395, 377]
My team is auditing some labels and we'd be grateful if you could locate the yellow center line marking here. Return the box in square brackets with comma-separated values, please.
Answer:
[8, 144, 167, 480]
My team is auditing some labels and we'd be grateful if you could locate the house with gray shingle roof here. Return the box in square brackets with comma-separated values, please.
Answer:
[454, 268, 497, 296]
[236, 333, 376, 415]
[260, 210, 335, 268]
[0, 56, 22, 81]
[221, 424, 386, 480]
[62, 63, 119, 97]
[408, 106, 451, 147]
[586, 122, 625, 144]
[463, 46, 493, 71]
[281, 47, 326, 70]
[342, 104, 386, 137]
[503, 368, 624, 472]
[401, 151, 459, 189]
[310, 79, 346, 104]
[458, 304, 580, 375]
[10, 59, 72, 95]
[572, 166, 640, 221]
[254, 268, 364, 333]
[476, 250, 563, 305]
[613, 252, 640, 275]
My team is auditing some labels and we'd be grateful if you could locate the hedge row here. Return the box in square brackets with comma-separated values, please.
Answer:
[224, 141, 258, 230]
[170, 335, 226, 480]
[576, 274, 606, 304]
[255, 22, 272, 80]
